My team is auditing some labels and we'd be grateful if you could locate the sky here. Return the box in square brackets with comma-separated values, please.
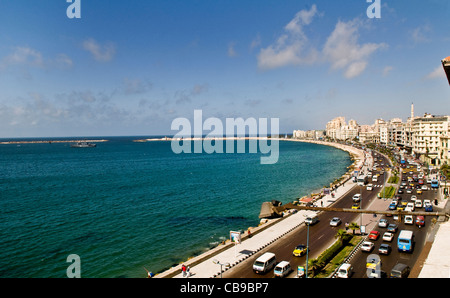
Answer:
[0, 0, 449, 138]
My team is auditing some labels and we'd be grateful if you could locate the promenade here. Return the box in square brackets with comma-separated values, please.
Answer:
[156, 141, 367, 278]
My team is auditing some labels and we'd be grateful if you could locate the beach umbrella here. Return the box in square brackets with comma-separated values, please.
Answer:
[442, 56, 450, 85]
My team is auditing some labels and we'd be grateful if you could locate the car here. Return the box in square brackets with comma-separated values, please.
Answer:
[427, 178, 432, 184]
[293, 244, 309, 257]
[410, 195, 417, 201]
[421, 185, 428, 190]
[425, 202, 433, 212]
[418, 179, 424, 185]
[423, 199, 431, 206]
[417, 189, 423, 194]
[397, 202, 407, 211]
[404, 215, 414, 225]
[367, 257, 381, 269]
[416, 216, 425, 227]
[352, 194, 362, 202]
[352, 203, 360, 209]
[387, 223, 398, 233]
[305, 216, 319, 225]
[383, 232, 394, 242]
[273, 261, 292, 278]
[405, 202, 415, 212]
[406, 188, 412, 194]
[388, 202, 397, 210]
[330, 217, 342, 227]
[378, 218, 388, 228]
[368, 230, 380, 240]
[397, 189, 404, 194]
[379, 243, 392, 255]
[361, 241, 374, 252]
[367, 184, 373, 191]
[415, 199, 422, 208]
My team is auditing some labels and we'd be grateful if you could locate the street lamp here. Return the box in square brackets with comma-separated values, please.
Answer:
[213, 259, 230, 278]
[305, 222, 310, 278]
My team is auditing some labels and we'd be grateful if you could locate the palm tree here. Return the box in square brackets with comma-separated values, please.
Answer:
[335, 229, 347, 245]
[349, 222, 360, 235]
[308, 258, 322, 277]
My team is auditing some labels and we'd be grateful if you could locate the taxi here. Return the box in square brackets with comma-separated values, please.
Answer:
[293, 244, 309, 257]
[352, 203, 360, 209]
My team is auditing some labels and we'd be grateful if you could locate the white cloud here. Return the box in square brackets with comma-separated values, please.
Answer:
[0, 47, 43, 70]
[425, 66, 445, 80]
[257, 5, 320, 70]
[382, 66, 393, 76]
[323, 19, 387, 78]
[82, 38, 116, 62]
[410, 25, 431, 44]
[256, 6, 386, 79]
[228, 42, 237, 57]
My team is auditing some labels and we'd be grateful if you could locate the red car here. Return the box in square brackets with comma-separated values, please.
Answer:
[416, 216, 425, 227]
[368, 230, 380, 240]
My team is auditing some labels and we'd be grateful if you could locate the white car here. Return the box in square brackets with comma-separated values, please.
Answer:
[421, 185, 428, 190]
[404, 215, 414, 225]
[415, 200, 422, 208]
[423, 199, 431, 207]
[367, 184, 373, 191]
[361, 241, 374, 252]
[378, 218, 388, 228]
[383, 232, 394, 242]
[405, 202, 415, 212]
[411, 195, 417, 201]
[330, 217, 342, 227]
[352, 194, 362, 202]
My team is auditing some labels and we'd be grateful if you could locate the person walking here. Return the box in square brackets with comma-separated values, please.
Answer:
[182, 264, 187, 277]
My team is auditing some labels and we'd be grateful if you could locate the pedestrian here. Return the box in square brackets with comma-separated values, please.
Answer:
[186, 266, 191, 278]
[182, 264, 187, 277]
[321, 200, 323, 207]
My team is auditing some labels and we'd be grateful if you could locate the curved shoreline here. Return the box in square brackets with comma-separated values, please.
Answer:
[156, 139, 365, 277]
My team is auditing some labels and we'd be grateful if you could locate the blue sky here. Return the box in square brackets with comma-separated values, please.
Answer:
[0, 0, 449, 138]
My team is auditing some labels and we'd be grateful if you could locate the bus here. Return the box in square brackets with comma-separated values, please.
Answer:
[357, 175, 368, 186]
[397, 230, 414, 253]
[431, 179, 439, 189]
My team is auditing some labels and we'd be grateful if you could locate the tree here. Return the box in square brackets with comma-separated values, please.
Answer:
[308, 258, 322, 277]
[335, 229, 347, 245]
[349, 222, 360, 235]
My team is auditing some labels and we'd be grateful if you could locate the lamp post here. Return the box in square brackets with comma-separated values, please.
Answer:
[213, 259, 229, 278]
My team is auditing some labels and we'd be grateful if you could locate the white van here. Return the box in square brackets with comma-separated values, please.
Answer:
[253, 252, 276, 274]
[336, 263, 353, 278]
[273, 261, 292, 278]
[305, 215, 319, 225]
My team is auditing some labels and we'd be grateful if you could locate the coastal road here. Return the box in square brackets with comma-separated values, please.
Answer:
[223, 153, 391, 278]
[346, 162, 439, 278]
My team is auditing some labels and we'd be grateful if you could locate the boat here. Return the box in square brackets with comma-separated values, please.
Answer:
[70, 141, 96, 148]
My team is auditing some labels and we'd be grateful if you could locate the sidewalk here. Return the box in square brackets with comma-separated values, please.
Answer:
[156, 143, 366, 278]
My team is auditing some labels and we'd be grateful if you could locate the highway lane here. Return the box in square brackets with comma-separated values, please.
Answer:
[348, 161, 439, 278]
[223, 152, 390, 278]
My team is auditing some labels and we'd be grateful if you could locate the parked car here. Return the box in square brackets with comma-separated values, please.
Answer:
[368, 230, 380, 240]
[388, 203, 397, 210]
[379, 243, 392, 255]
[361, 241, 374, 252]
[382, 232, 394, 242]
[330, 217, 342, 227]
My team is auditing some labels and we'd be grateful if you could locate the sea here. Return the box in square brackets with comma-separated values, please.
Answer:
[0, 136, 351, 278]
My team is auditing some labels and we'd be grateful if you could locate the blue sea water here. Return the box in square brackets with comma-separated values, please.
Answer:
[0, 137, 351, 278]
